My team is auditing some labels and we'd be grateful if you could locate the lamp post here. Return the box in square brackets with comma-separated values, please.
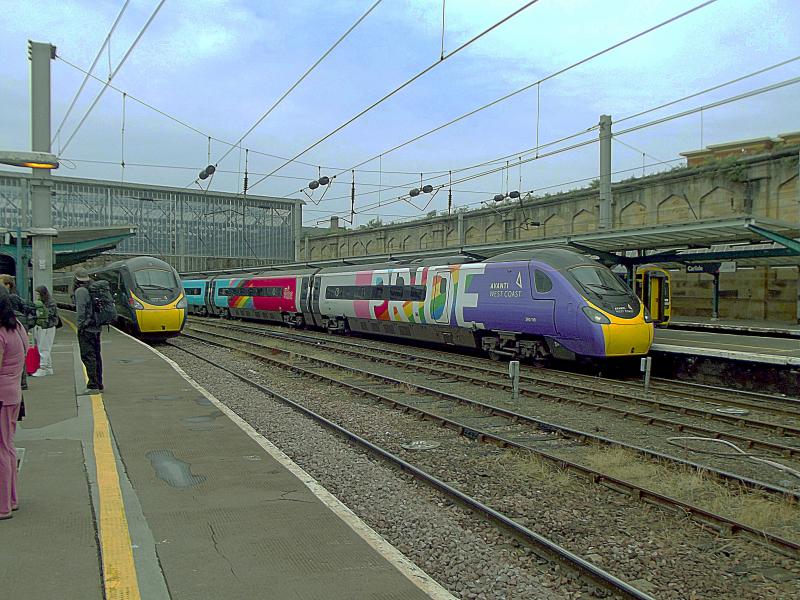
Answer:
[0, 148, 60, 299]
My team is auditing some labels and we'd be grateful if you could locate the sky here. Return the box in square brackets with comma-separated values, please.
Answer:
[1, 0, 799, 227]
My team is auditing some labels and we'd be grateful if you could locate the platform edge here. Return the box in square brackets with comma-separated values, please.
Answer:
[125, 332, 456, 600]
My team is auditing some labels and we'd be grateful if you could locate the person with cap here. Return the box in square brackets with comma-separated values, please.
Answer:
[73, 268, 103, 393]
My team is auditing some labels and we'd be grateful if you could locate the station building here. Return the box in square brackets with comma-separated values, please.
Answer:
[0, 171, 303, 296]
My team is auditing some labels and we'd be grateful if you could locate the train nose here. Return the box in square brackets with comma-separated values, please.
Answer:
[603, 322, 654, 357]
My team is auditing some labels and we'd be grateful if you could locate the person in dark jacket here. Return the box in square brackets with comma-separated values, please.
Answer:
[74, 268, 103, 393]
[32, 285, 58, 377]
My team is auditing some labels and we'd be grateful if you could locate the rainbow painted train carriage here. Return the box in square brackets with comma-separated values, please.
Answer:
[183, 248, 654, 361]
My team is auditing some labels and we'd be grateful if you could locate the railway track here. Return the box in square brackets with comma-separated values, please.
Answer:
[188, 317, 800, 426]
[185, 319, 800, 490]
[167, 339, 657, 600]
[179, 323, 800, 559]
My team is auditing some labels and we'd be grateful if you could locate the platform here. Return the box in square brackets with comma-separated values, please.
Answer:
[653, 327, 800, 366]
[665, 317, 800, 339]
[0, 322, 450, 600]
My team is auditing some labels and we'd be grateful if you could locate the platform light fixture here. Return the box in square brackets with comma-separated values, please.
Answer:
[0, 150, 59, 169]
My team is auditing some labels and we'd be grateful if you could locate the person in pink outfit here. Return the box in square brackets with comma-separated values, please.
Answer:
[0, 284, 28, 519]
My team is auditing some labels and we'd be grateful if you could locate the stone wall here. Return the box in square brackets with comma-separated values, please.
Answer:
[301, 147, 799, 322]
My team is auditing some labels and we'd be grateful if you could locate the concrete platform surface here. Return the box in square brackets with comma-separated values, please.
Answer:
[666, 316, 800, 338]
[653, 327, 800, 366]
[1, 323, 451, 600]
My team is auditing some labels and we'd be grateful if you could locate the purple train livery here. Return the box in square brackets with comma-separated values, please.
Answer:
[183, 248, 654, 362]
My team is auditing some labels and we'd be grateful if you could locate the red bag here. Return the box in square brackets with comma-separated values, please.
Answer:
[26, 345, 41, 375]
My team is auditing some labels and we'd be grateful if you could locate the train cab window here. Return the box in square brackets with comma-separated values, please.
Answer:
[570, 266, 629, 296]
[134, 269, 177, 291]
[534, 270, 553, 293]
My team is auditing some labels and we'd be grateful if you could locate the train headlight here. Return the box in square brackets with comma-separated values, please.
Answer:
[643, 307, 652, 323]
[582, 306, 611, 325]
[129, 297, 144, 310]
[176, 296, 187, 309]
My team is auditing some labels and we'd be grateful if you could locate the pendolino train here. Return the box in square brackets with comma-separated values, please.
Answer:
[54, 256, 187, 339]
[183, 248, 654, 362]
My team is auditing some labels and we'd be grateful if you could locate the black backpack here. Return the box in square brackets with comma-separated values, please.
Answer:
[88, 280, 118, 326]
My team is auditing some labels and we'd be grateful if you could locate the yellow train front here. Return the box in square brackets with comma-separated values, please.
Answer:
[56, 256, 187, 340]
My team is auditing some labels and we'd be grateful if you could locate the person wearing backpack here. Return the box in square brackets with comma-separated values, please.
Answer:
[31, 285, 58, 377]
[74, 268, 104, 393]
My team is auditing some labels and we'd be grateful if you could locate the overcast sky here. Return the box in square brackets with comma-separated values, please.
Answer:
[2, 0, 799, 226]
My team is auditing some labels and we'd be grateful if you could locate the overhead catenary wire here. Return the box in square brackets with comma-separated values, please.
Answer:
[246, 0, 545, 193]
[282, 0, 720, 201]
[301, 157, 685, 224]
[55, 54, 449, 177]
[307, 74, 800, 223]
[51, 0, 131, 149]
[206, 0, 385, 172]
[616, 53, 800, 124]
[58, 0, 167, 155]
[314, 52, 800, 206]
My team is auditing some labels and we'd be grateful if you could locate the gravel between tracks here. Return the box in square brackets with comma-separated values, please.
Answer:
[190, 323, 800, 494]
[163, 338, 800, 600]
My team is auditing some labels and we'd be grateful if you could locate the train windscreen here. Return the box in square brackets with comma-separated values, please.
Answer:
[569, 266, 640, 318]
[133, 268, 179, 304]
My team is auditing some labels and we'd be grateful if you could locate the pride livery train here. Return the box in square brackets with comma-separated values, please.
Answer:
[183, 248, 654, 362]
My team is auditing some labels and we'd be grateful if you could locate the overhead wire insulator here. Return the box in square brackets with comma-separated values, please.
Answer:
[493, 194, 505, 202]
[422, 184, 433, 193]
[318, 175, 330, 186]
[508, 190, 520, 199]
[205, 164, 216, 175]
[199, 170, 209, 180]
[308, 180, 320, 190]
[409, 188, 420, 197]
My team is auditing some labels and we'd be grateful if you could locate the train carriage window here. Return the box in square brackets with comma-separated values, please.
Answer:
[534, 270, 553, 293]
[184, 287, 202, 296]
[409, 285, 426, 301]
[325, 284, 427, 301]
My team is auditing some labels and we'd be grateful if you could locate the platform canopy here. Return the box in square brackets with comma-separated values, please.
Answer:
[1, 225, 137, 268]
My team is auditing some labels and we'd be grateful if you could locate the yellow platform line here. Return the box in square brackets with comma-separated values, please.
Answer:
[63, 317, 141, 600]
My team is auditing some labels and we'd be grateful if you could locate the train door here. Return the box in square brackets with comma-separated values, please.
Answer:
[527, 267, 559, 336]
[300, 274, 320, 327]
[636, 268, 670, 325]
[204, 280, 215, 315]
[429, 268, 452, 325]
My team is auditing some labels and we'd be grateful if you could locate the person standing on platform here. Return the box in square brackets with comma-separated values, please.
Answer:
[73, 268, 103, 394]
[0, 285, 28, 520]
[1, 275, 33, 390]
[32, 285, 58, 377]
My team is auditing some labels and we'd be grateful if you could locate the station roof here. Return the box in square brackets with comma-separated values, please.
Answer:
[564, 217, 798, 253]
[1, 226, 137, 268]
